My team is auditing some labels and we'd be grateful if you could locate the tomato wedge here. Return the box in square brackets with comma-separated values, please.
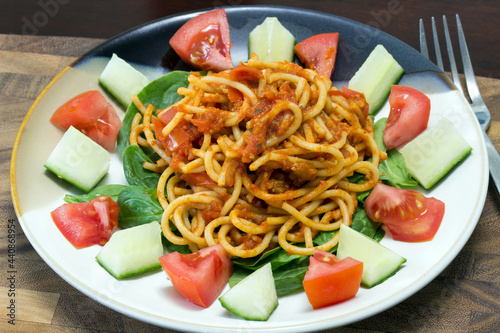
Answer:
[50, 196, 119, 248]
[294, 33, 339, 78]
[383, 85, 431, 150]
[303, 250, 363, 309]
[50, 90, 121, 152]
[169, 9, 233, 72]
[365, 183, 445, 242]
[159, 244, 233, 308]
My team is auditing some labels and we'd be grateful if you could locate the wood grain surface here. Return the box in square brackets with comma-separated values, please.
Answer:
[1, 33, 499, 333]
[0, 0, 498, 79]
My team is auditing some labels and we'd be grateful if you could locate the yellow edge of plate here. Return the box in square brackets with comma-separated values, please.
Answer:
[10, 65, 72, 217]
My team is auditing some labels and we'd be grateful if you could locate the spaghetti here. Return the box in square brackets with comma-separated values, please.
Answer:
[129, 57, 386, 258]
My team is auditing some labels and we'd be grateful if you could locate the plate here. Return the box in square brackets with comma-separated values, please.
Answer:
[11, 5, 488, 332]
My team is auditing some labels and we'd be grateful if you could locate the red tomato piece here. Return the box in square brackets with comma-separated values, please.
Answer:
[169, 9, 233, 72]
[383, 85, 431, 150]
[159, 244, 233, 308]
[50, 90, 121, 152]
[303, 250, 363, 309]
[365, 183, 445, 242]
[155, 107, 201, 153]
[50, 196, 119, 248]
[153, 117, 190, 153]
[227, 86, 243, 103]
[294, 33, 339, 78]
[159, 105, 179, 124]
[229, 64, 262, 81]
[180, 172, 217, 188]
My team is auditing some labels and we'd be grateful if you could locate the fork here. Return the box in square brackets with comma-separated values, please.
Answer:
[419, 14, 500, 195]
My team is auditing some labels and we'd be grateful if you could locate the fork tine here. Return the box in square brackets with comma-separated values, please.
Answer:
[456, 14, 483, 104]
[442, 15, 464, 94]
[419, 19, 429, 59]
[431, 17, 444, 71]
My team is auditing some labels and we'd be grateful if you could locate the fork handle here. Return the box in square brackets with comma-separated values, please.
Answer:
[483, 131, 500, 196]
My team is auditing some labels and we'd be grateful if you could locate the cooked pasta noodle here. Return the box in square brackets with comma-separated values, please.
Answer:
[129, 57, 386, 258]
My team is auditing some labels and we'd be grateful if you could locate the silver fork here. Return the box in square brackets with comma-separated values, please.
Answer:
[419, 14, 500, 195]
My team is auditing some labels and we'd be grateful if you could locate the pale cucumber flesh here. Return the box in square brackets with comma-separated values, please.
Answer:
[348, 44, 404, 114]
[44, 126, 110, 193]
[219, 263, 278, 321]
[96, 222, 164, 279]
[400, 118, 472, 189]
[337, 224, 406, 288]
[248, 17, 295, 62]
[99, 53, 150, 108]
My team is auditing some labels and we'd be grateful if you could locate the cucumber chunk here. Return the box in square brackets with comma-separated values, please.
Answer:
[44, 126, 110, 192]
[337, 224, 406, 288]
[348, 44, 404, 114]
[219, 263, 278, 321]
[248, 17, 295, 62]
[96, 222, 164, 279]
[400, 118, 472, 189]
[99, 53, 150, 108]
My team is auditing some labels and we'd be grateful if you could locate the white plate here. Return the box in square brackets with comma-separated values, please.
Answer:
[11, 6, 488, 332]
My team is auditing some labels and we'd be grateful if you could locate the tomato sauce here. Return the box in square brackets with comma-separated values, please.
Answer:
[201, 200, 222, 223]
[191, 107, 227, 134]
[229, 64, 262, 81]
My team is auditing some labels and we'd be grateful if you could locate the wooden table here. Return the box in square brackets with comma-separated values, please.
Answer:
[0, 0, 499, 79]
[1, 31, 500, 332]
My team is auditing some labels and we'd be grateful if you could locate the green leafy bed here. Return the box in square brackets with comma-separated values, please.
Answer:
[67, 71, 417, 296]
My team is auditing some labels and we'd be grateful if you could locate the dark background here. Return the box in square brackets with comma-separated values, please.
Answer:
[1, 0, 499, 78]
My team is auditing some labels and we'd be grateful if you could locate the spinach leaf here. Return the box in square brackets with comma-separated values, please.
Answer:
[273, 262, 309, 296]
[64, 184, 127, 203]
[379, 149, 418, 188]
[228, 207, 384, 297]
[356, 189, 371, 203]
[122, 145, 161, 188]
[117, 185, 192, 252]
[373, 117, 388, 153]
[312, 205, 384, 251]
[373, 117, 418, 188]
[117, 185, 163, 228]
[231, 246, 309, 296]
[232, 246, 304, 271]
[117, 71, 191, 155]
[162, 237, 191, 254]
[351, 205, 384, 239]
[229, 259, 309, 297]
[313, 230, 339, 253]
[372, 225, 386, 242]
[313, 229, 337, 246]
[229, 267, 252, 287]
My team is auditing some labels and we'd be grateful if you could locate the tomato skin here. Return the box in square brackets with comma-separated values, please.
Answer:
[383, 85, 431, 150]
[227, 86, 243, 103]
[365, 183, 445, 242]
[180, 172, 217, 188]
[303, 250, 363, 309]
[159, 244, 233, 308]
[169, 9, 233, 72]
[294, 33, 339, 78]
[229, 64, 262, 82]
[153, 117, 190, 153]
[50, 90, 121, 152]
[155, 107, 201, 153]
[50, 196, 119, 248]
